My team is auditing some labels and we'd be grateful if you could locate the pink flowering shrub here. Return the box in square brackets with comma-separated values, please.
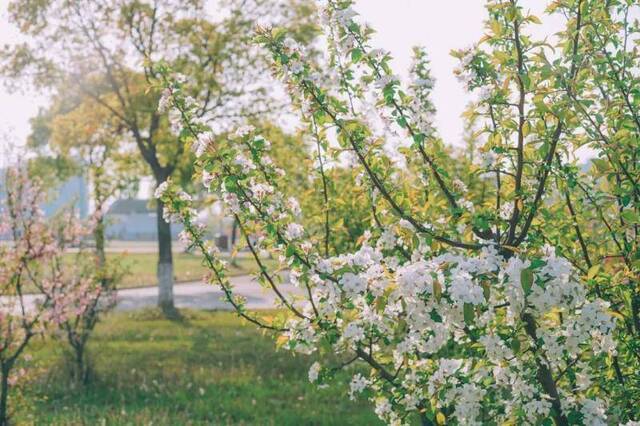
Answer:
[0, 167, 70, 422]
[0, 166, 114, 421]
[46, 210, 118, 383]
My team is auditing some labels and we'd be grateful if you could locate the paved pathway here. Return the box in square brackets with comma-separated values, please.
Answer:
[1, 274, 301, 314]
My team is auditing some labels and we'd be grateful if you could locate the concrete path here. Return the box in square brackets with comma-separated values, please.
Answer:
[0, 275, 301, 314]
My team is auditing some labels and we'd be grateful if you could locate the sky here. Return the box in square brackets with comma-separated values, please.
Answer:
[0, 1, 562, 166]
[354, 0, 486, 146]
[0, 5, 48, 165]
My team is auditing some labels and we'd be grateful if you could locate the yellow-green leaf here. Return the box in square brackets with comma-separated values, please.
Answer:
[433, 280, 442, 302]
[609, 310, 625, 321]
[528, 15, 542, 24]
[587, 265, 600, 280]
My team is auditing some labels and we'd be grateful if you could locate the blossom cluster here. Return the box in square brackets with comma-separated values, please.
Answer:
[154, 1, 624, 424]
[156, 115, 618, 426]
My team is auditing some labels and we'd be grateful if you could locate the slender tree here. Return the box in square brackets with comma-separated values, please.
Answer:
[2, 0, 317, 314]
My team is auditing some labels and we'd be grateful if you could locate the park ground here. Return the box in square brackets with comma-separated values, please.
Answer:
[15, 310, 380, 425]
[14, 242, 379, 424]
[114, 251, 241, 288]
[72, 251, 271, 290]
[26, 240, 279, 294]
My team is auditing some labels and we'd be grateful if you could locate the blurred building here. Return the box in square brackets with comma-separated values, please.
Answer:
[42, 175, 89, 219]
[0, 171, 88, 216]
[0, 171, 88, 239]
[105, 198, 183, 241]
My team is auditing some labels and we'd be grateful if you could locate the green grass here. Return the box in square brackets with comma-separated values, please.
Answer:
[22, 252, 268, 293]
[108, 252, 273, 289]
[45, 252, 275, 292]
[13, 310, 380, 425]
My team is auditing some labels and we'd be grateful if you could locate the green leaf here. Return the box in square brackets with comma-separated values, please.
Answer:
[592, 158, 609, 174]
[621, 210, 639, 224]
[351, 48, 363, 63]
[481, 281, 491, 301]
[412, 132, 426, 146]
[272, 27, 288, 43]
[375, 295, 388, 312]
[463, 303, 475, 326]
[530, 258, 545, 269]
[521, 268, 534, 294]
[285, 244, 296, 258]
[511, 336, 521, 354]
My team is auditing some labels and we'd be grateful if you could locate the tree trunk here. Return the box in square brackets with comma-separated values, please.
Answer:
[73, 344, 89, 385]
[94, 210, 108, 288]
[91, 165, 108, 290]
[95, 216, 105, 266]
[522, 313, 568, 426]
[0, 364, 10, 426]
[156, 197, 175, 315]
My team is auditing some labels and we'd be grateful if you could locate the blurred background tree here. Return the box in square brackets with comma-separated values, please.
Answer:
[1, 0, 318, 316]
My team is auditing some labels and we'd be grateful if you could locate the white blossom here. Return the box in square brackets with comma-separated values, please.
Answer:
[339, 272, 366, 296]
[235, 125, 255, 137]
[158, 87, 172, 112]
[285, 223, 304, 240]
[308, 361, 321, 383]
[154, 181, 169, 199]
[349, 373, 370, 400]
[194, 132, 214, 158]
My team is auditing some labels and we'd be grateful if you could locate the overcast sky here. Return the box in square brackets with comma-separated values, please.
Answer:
[0, 6, 41, 163]
[0, 1, 560, 166]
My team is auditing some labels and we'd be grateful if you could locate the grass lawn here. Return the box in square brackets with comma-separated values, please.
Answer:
[13, 310, 381, 425]
[110, 252, 272, 289]
[54, 252, 276, 291]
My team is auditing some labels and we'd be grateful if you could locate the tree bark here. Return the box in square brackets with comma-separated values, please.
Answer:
[95, 216, 105, 266]
[0, 363, 10, 426]
[94, 205, 108, 289]
[156, 197, 175, 314]
[73, 343, 89, 385]
[522, 313, 568, 426]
